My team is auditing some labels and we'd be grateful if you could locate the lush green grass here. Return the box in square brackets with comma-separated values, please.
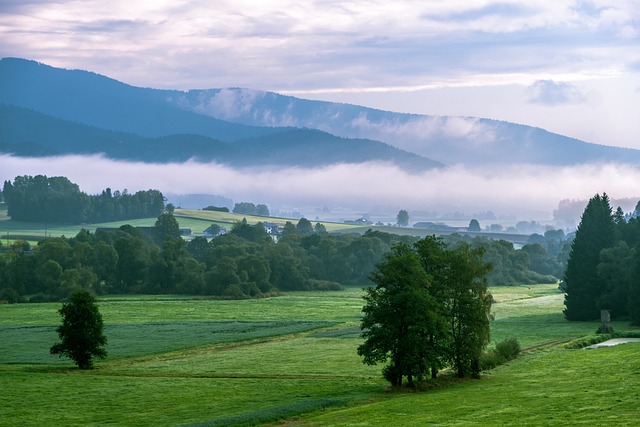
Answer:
[295, 342, 640, 426]
[1, 285, 639, 426]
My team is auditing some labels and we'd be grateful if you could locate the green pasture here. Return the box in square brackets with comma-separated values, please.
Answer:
[0, 208, 361, 245]
[1, 284, 639, 426]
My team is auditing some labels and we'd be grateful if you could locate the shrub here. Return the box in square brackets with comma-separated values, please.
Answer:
[495, 337, 521, 361]
[481, 337, 521, 371]
[305, 279, 345, 291]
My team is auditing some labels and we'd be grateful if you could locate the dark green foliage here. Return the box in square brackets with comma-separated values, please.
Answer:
[296, 217, 314, 234]
[358, 244, 437, 386]
[480, 337, 521, 370]
[50, 289, 107, 369]
[628, 242, 640, 325]
[468, 219, 481, 232]
[153, 212, 181, 243]
[396, 209, 409, 227]
[3, 175, 164, 224]
[445, 243, 493, 378]
[256, 204, 270, 216]
[560, 193, 640, 324]
[203, 205, 229, 212]
[563, 193, 615, 320]
[359, 237, 493, 386]
[232, 202, 258, 215]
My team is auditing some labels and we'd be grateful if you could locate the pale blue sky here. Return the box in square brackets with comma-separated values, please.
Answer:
[1, 1, 639, 148]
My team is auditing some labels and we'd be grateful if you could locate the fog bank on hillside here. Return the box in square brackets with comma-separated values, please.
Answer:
[2, 154, 639, 224]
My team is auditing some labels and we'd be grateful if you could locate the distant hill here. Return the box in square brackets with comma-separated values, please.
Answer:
[2, 57, 640, 168]
[0, 103, 440, 169]
[0, 57, 273, 141]
[168, 88, 640, 166]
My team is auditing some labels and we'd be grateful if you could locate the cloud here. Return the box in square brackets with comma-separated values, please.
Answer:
[2, 154, 639, 222]
[1, 1, 637, 91]
[527, 80, 588, 105]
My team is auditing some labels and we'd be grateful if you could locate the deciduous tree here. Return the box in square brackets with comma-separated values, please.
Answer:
[50, 289, 107, 369]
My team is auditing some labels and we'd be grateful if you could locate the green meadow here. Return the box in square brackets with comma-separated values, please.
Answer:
[0, 207, 423, 245]
[1, 284, 639, 426]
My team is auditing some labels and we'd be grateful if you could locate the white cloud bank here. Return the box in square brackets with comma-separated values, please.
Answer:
[2, 155, 638, 221]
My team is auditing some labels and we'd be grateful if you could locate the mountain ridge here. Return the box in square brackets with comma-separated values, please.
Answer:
[2, 57, 640, 168]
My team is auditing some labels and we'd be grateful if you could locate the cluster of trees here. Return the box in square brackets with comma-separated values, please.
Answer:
[440, 232, 569, 286]
[2, 175, 165, 224]
[563, 194, 640, 324]
[232, 202, 270, 216]
[358, 237, 493, 386]
[0, 212, 572, 303]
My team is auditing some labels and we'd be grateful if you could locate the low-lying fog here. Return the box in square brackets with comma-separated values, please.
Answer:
[2, 154, 639, 227]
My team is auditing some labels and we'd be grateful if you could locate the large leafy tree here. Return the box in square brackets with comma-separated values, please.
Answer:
[563, 193, 615, 320]
[445, 243, 493, 378]
[358, 244, 438, 386]
[50, 289, 107, 369]
[359, 237, 493, 386]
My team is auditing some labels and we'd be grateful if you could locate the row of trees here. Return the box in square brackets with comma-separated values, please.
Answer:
[358, 237, 493, 385]
[2, 175, 165, 224]
[0, 214, 571, 303]
[232, 202, 270, 216]
[563, 194, 640, 324]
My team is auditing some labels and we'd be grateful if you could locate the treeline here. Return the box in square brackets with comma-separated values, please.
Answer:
[0, 212, 570, 303]
[2, 175, 165, 224]
[563, 194, 640, 324]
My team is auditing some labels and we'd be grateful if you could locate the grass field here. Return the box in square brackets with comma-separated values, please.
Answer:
[0, 208, 363, 245]
[1, 284, 639, 426]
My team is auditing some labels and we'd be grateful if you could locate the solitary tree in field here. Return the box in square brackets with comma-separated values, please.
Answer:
[396, 210, 409, 227]
[50, 289, 107, 369]
[563, 193, 615, 320]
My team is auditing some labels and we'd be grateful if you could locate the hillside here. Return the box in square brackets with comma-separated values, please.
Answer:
[170, 88, 640, 166]
[3, 57, 639, 168]
[0, 58, 441, 169]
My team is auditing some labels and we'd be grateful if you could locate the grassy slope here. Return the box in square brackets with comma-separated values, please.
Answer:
[1, 285, 639, 426]
[0, 208, 361, 244]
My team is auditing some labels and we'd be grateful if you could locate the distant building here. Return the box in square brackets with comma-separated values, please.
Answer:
[263, 222, 281, 235]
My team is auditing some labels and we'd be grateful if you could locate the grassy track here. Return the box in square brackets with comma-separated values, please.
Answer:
[1, 284, 639, 426]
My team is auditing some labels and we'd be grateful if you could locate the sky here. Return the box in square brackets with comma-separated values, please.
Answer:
[1, 1, 640, 223]
[1, 0, 639, 149]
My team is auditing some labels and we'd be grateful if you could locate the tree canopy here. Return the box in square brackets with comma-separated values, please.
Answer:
[563, 193, 640, 324]
[50, 289, 107, 369]
[3, 175, 164, 224]
[396, 209, 409, 227]
[358, 236, 493, 386]
[563, 193, 615, 320]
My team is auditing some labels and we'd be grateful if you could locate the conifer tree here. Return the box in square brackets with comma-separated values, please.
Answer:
[563, 193, 615, 320]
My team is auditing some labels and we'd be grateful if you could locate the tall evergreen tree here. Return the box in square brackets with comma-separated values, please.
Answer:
[628, 243, 640, 325]
[563, 193, 615, 320]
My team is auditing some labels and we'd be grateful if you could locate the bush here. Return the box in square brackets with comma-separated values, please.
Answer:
[0, 288, 25, 304]
[495, 337, 521, 360]
[481, 337, 521, 371]
[305, 279, 345, 291]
